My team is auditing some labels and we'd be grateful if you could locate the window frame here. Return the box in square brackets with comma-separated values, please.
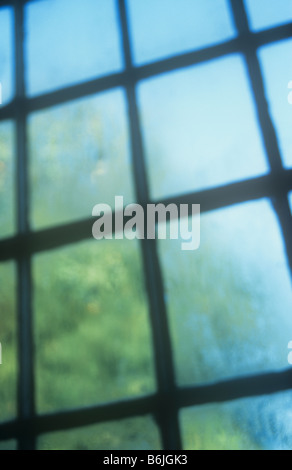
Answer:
[0, 0, 291, 450]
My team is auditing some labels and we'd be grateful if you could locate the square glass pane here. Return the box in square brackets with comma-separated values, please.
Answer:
[244, 0, 292, 32]
[0, 121, 15, 239]
[158, 200, 292, 386]
[25, 0, 123, 96]
[38, 415, 161, 450]
[29, 90, 134, 230]
[259, 39, 292, 169]
[34, 238, 155, 413]
[138, 55, 268, 199]
[0, 7, 13, 105]
[0, 262, 17, 422]
[181, 391, 292, 450]
[127, 0, 236, 65]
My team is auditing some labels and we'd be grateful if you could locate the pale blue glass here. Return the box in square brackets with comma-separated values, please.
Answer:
[25, 0, 123, 96]
[138, 55, 268, 199]
[181, 391, 292, 450]
[244, 0, 292, 31]
[0, 7, 13, 104]
[158, 199, 292, 386]
[0, 262, 17, 423]
[127, 0, 236, 64]
[38, 416, 161, 450]
[259, 39, 292, 169]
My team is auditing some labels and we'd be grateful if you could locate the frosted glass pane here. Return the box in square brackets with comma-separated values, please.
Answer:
[181, 391, 292, 450]
[29, 90, 134, 229]
[0, 7, 13, 105]
[25, 0, 123, 96]
[244, 0, 292, 31]
[127, 0, 236, 65]
[34, 238, 155, 413]
[259, 40, 292, 169]
[0, 121, 15, 239]
[38, 416, 161, 450]
[0, 262, 17, 422]
[158, 200, 292, 385]
[138, 55, 268, 199]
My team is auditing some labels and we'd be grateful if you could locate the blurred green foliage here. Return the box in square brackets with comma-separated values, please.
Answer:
[0, 121, 14, 239]
[0, 262, 17, 423]
[34, 239, 155, 412]
[38, 416, 161, 451]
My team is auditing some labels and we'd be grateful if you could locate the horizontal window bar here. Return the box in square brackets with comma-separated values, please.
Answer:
[0, 170, 291, 262]
[0, 24, 291, 121]
[0, 368, 291, 441]
[179, 368, 292, 408]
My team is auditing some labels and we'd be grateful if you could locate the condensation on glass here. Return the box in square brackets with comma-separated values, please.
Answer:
[259, 39, 292, 169]
[138, 55, 268, 199]
[0, 262, 17, 423]
[0, 7, 13, 105]
[28, 90, 134, 229]
[127, 0, 236, 64]
[33, 238, 155, 413]
[244, 0, 292, 32]
[158, 199, 292, 386]
[38, 415, 161, 450]
[25, 0, 123, 96]
[181, 390, 292, 450]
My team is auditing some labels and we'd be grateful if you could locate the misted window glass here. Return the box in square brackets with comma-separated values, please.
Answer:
[29, 90, 134, 230]
[0, 121, 15, 239]
[34, 238, 155, 413]
[138, 55, 268, 199]
[259, 39, 292, 169]
[25, 0, 123, 96]
[0, 262, 17, 423]
[244, 0, 292, 32]
[127, 0, 236, 65]
[38, 416, 161, 450]
[0, 7, 13, 105]
[181, 390, 292, 450]
[158, 200, 292, 385]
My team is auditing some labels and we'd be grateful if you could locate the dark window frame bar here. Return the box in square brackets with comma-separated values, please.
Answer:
[0, 0, 291, 450]
[1, 368, 292, 442]
[1, 20, 292, 121]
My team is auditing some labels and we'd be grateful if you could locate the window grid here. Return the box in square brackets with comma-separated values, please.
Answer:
[0, 0, 291, 450]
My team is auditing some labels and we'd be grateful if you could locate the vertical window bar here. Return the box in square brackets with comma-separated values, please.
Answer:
[14, 0, 36, 450]
[229, 0, 292, 279]
[117, 0, 182, 450]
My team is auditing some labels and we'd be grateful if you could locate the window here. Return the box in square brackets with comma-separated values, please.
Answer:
[0, 0, 291, 450]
